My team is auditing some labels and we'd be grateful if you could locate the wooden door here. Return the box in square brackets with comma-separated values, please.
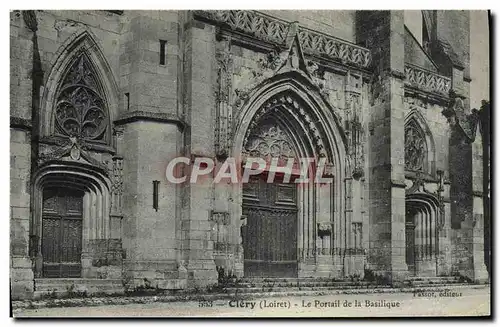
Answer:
[41, 187, 83, 278]
[242, 175, 298, 278]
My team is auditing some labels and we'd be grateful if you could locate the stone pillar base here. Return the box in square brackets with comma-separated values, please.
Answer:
[416, 259, 437, 277]
[315, 255, 334, 278]
[11, 256, 34, 300]
[298, 260, 316, 278]
[343, 255, 365, 279]
[187, 259, 218, 288]
[463, 262, 489, 283]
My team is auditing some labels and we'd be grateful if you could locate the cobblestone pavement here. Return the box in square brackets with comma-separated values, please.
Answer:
[14, 286, 490, 318]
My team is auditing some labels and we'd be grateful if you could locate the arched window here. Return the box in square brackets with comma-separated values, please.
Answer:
[405, 119, 428, 172]
[54, 52, 109, 143]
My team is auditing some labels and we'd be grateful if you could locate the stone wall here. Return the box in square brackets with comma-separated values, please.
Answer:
[9, 10, 488, 300]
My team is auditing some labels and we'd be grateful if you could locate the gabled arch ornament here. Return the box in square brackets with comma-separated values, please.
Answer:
[40, 28, 119, 149]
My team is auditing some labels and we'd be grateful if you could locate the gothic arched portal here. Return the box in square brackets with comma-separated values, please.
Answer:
[231, 74, 348, 278]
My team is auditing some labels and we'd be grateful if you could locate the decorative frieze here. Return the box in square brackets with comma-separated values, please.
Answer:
[404, 64, 451, 96]
[193, 10, 288, 45]
[194, 10, 371, 69]
[297, 28, 371, 68]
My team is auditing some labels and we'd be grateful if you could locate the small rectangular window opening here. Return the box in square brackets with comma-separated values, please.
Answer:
[159, 40, 167, 65]
[153, 180, 160, 211]
[125, 92, 130, 111]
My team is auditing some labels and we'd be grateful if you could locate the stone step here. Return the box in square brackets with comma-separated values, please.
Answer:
[225, 282, 468, 294]
[34, 278, 123, 285]
[33, 288, 121, 299]
[235, 281, 370, 288]
[34, 279, 124, 298]
[225, 285, 392, 294]
[406, 276, 459, 280]
[405, 277, 461, 285]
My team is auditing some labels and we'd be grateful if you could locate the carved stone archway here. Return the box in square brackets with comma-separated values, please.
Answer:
[30, 161, 122, 279]
[229, 74, 348, 278]
[405, 185, 441, 277]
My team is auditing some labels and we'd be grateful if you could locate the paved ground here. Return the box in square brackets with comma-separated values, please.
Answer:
[14, 286, 490, 318]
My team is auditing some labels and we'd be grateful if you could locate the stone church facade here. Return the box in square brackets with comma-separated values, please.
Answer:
[10, 10, 490, 299]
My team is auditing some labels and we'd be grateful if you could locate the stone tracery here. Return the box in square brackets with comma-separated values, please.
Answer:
[54, 52, 109, 142]
[244, 124, 296, 160]
[405, 120, 427, 172]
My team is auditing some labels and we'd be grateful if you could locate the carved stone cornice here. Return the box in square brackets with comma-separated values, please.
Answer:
[193, 10, 288, 45]
[10, 116, 32, 131]
[391, 179, 407, 188]
[193, 10, 371, 69]
[404, 64, 451, 96]
[114, 111, 187, 130]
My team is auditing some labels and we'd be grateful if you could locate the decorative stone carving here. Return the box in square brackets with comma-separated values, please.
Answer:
[210, 211, 230, 225]
[110, 156, 124, 215]
[298, 28, 371, 68]
[243, 94, 329, 159]
[232, 51, 276, 111]
[442, 90, 480, 142]
[37, 136, 107, 170]
[244, 125, 295, 160]
[352, 222, 362, 249]
[405, 64, 451, 96]
[194, 10, 371, 69]
[214, 37, 233, 158]
[404, 96, 429, 110]
[345, 72, 364, 179]
[194, 10, 289, 45]
[405, 120, 427, 172]
[55, 52, 109, 142]
[259, 48, 285, 72]
[317, 222, 332, 237]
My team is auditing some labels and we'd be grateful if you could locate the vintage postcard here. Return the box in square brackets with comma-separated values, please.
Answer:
[9, 9, 491, 318]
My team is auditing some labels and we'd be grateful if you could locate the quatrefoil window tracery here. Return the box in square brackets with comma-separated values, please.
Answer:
[54, 53, 108, 142]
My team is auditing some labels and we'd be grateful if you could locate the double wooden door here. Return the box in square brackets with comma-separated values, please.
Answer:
[41, 187, 84, 278]
[242, 176, 298, 278]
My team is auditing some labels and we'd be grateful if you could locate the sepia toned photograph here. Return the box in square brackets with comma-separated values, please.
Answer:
[9, 8, 491, 318]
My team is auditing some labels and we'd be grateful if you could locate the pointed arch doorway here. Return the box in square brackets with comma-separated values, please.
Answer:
[231, 73, 348, 279]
